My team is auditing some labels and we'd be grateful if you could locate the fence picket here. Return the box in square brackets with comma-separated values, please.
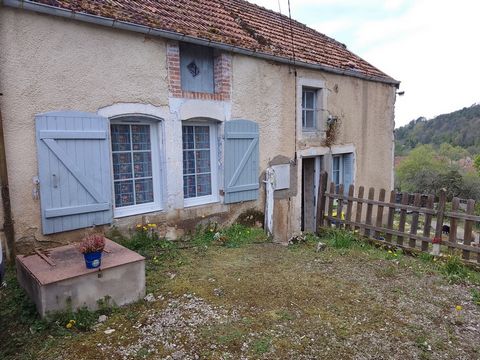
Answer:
[364, 188, 375, 237]
[316, 172, 328, 228]
[422, 194, 435, 252]
[337, 184, 344, 228]
[327, 182, 335, 228]
[409, 194, 421, 248]
[433, 190, 447, 256]
[385, 190, 396, 243]
[375, 189, 386, 239]
[345, 185, 354, 231]
[449, 198, 459, 252]
[355, 186, 365, 233]
[397, 193, 409, 246]
[463, 199, 475, 261]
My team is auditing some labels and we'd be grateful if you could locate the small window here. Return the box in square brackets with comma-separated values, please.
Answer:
[302, 88, 318, 130]
[182, 123, 218, 206]
[110, 119, 162, 217]
[180, 43, 214, 93]
[332, 153, 354, 192]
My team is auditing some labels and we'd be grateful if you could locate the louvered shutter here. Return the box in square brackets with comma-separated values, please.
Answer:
[35, 111, 113, 234]
[224, 120, 259, 204]
[343, 153, 354, 190]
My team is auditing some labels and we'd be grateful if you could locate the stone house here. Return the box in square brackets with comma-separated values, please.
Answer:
[0, 0, 399, 253]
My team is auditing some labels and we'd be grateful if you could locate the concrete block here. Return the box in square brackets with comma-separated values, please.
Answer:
[16, 239, 145, 318]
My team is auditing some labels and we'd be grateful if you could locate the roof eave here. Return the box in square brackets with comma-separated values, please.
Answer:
[2, 0, 401, 87]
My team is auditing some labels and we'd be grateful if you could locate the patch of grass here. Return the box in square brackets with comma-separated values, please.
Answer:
[191, 223, 268, 249]
[441, 255, 469, 283]
[252, 336, 272, 354]
[324, 229, 356, 249]
[471, 289, 480, 306]
[419, 252, 435, 262]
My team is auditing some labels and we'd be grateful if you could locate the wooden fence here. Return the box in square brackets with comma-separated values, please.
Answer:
[316, 172, 480, 264]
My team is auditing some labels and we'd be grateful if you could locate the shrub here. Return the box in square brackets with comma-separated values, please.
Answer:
[442, 255, 469, 283]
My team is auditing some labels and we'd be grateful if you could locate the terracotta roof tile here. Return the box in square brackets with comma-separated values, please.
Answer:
[30, 0, 397, 82]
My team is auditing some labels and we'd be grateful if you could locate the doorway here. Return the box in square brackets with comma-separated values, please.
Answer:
[301, 156, 322, 232]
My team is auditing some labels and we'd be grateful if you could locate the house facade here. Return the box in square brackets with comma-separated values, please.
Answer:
[0, 0, 399, 252]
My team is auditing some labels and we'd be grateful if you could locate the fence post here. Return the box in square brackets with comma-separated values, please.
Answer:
[432, 189, 446, 256]
[316, 172, 328, 230]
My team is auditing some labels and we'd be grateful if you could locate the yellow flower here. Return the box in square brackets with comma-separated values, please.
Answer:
[148, 223, 157, 228]
[143, 226, 147, 231]
[388, 250, 393, 254]
[136, 224, 142, 228]
[66, 323, 72, 329]
[455, 305, 462, 311]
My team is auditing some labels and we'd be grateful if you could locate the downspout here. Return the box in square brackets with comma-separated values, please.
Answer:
[0, 95, 15, 262]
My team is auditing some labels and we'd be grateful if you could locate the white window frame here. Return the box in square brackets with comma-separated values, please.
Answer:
[110, 117, 163, 218]
[182, 122, 219, 208]
[296, 78, 327, 135]
[332, 154, 343, 192]
[302, 87, 318, 130]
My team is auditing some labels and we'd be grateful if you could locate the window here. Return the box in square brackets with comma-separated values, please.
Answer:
[332, 153, 354, 192]
[182, 123, 218, 207]
[180, 43, 214, 93]
[302, 88, 318, 130]
[110, 119, 162, 217]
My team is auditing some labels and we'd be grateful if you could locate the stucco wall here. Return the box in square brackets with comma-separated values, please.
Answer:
[0, 7, 396, 249]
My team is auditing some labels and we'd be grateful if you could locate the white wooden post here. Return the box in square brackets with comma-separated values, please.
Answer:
[264, 167, 275, 237]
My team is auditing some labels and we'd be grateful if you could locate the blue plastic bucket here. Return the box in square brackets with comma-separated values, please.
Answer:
[83, 251, 102, 269]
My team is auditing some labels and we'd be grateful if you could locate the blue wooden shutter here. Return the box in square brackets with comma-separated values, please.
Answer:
[35, 111, 113, 234]
[343, 153, 354, 190]
[224, 120, 259, 204]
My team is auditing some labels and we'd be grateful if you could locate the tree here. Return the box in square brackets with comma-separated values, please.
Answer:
[474, 154, 480, 175]
[438, 143, 468, 164]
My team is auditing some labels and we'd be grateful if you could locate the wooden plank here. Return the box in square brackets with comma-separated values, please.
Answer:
[374, 189, 386, 239]
[45, 203, 111, 218]
[39, 130, 106, 139]
[409, 193, 421, 248]
[336, 184, 344, 228]
[325, 193, 438, 215]
[354, 186, 365, 232]
[444, 212, 480, 222]
[397, 192, 409, 246]
[364, 188, 375, 237]
[385, 190, 395, 243]
[316, 171, 328, 229]
[345, 184, 354, 231]
[326, 182, 335, 227]
[422, 194, 435, 252]
[449, 198, 460, 252]
[463, 199, 475, 261]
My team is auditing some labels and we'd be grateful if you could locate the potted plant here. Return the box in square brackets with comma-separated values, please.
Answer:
[79, 234, 106, 269]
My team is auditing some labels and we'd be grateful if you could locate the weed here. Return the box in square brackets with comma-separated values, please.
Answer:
[385, 249, 403, 261]
[325, 229, 356, 249]
[419, 252, 435, 262]
[442, 255, 469, 283]
[471, 289, 480, 306]
[252, 336, 272, 354]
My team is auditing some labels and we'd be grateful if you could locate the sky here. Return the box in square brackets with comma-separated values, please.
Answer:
[248, 0, 480, 127]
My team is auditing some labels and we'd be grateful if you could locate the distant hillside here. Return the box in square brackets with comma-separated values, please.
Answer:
[395, 103, 480, 155]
